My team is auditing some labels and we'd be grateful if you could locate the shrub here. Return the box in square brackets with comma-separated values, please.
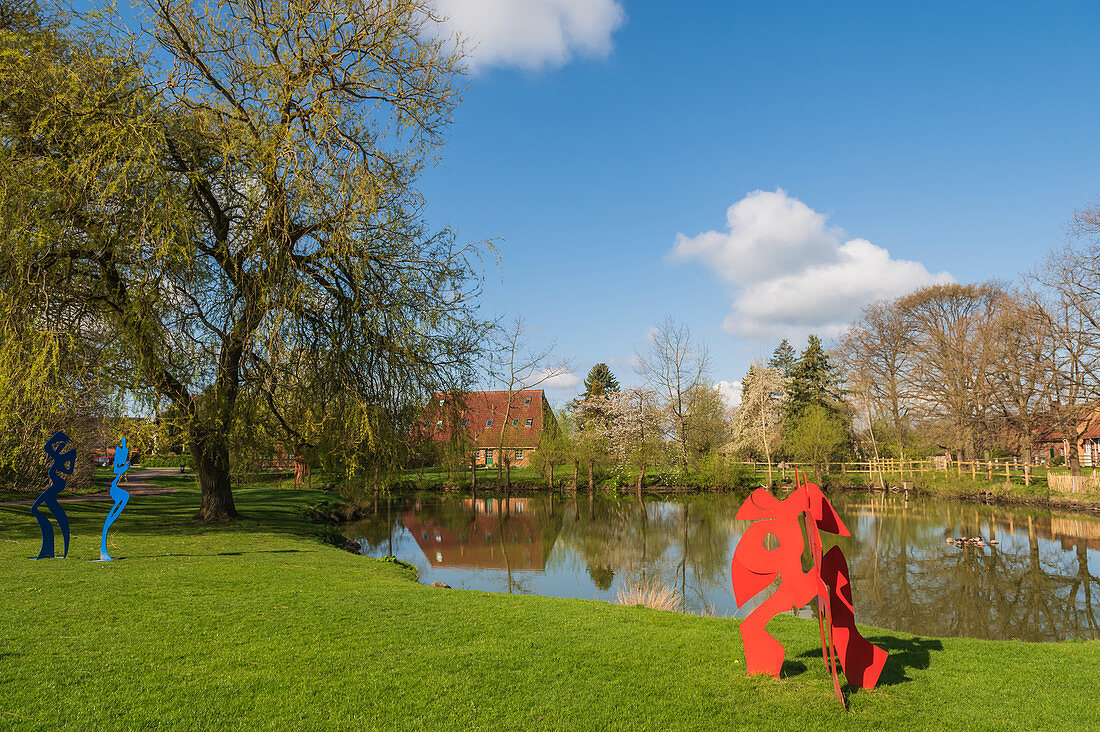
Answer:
[616, 577, 682, 612]
[690, 451, 746, 490]
[141, 454, 192, 468]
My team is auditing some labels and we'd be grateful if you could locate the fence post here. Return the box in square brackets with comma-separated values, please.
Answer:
[1005, 460, 1010, 484]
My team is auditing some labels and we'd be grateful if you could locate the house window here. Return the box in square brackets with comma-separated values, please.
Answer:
[524, 397, 532, 405]
[436, 420, 443, 428]
[438, 399, 444, 406]
[512, 418, 519, 426]
[515, 448, 524, 460]
[460, 419, 468, 427]
[486, 419, 493, 427]
[525, 418, 533, 427]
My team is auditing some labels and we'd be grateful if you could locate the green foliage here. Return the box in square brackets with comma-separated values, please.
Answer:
[582, 363, 620, 398]
[683, 383, 731, 461]
[0, 1, 486, 518]
[140, 455, 192, 468]
[689, 451, 746, 490]
[786, 405, 847, 480]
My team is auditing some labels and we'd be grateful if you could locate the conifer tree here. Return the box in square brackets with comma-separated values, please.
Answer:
[768, 339, 797, 377]
[784, 335, 844, 423]
[582, 363, 620, 399]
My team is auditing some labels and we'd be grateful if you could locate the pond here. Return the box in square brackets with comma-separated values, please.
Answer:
[344, 490, 1100, 642]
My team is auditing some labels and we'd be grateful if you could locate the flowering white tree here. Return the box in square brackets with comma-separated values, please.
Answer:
[734, 361, 785, 485]
[574, 388, 661, 494]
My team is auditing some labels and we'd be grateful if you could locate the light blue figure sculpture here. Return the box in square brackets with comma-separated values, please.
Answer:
[99, 438, 131, 562]
[31, 431, 74, 559]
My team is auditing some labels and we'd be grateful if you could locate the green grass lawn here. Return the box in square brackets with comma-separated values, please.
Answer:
[1, 477, 1098, 730]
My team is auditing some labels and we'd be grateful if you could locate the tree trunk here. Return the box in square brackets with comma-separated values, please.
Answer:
[549, 462, 555, 492]
[636, 461, 645, 499]
[190, 429, 239, 521]
[505, 461, 512, 491]
[470, 456, 477, 498]
[573, 459, 579, 492]
[1068, 436, 1083, 478]
[587, 459, 595, 493]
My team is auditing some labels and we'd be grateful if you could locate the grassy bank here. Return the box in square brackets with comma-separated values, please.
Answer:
[832, 469, 1100, 510]
[1, 476, 1097, 730]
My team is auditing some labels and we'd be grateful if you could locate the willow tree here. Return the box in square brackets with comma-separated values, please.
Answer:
[0, 0, 484, 519]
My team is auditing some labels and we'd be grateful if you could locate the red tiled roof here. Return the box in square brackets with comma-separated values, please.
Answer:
[426, 390, 547, 449]
[1032, 407, 1100, 442]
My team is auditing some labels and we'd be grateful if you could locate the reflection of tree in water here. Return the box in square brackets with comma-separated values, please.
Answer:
[836, 495, 1100, 641]
[492, 496, 564, 595]
[346, 491, 1100, 639]
[558, 495, 734, 613]
[559, 496, 672, 596]
[344, 495, 564, 595]
[669, 498, 734, 612]
[346, 497, 402, 555]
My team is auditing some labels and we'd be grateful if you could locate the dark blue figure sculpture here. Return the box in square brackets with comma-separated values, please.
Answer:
[31, 431, 74, 559]
[99, 438, 131, 562]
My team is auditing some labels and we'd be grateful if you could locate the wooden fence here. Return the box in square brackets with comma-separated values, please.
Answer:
[732, 457, 1098, 491]
[1048, 474, 1100, 494]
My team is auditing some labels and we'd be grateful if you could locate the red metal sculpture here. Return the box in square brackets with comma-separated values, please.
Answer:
[730, 471, 888, 706]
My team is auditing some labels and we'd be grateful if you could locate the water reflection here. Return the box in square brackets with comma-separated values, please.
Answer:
[344, 491, 1100, 641]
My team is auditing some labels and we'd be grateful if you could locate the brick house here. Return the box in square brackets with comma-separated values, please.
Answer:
[426, 390, 556, 467]
[1034, 408, 1100, 467]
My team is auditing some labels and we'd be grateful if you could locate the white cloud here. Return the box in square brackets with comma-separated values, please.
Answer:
[433, 0, 625, 71]
[716, 380, 742, 409]
[670, 189, 953, 340]
[534, 368, 581, 390]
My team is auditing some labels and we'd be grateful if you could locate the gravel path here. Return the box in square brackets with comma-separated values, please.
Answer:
[0, 467, 183, 505]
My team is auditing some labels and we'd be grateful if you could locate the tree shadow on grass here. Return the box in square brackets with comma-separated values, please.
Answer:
[117, 549, 312, 560]
[0, 479, 327, 549]
[795, 635, 943, 704]
[780, 659, 808, 678]
[863, 636, 943, 686]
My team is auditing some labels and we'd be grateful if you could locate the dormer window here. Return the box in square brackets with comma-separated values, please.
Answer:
[523, 397, 532, 405]
[438, 399, 444, 407]
[461, 419, 468, 427]
[436, 420, 443, 428]
[486, 419, 493, 427]
[512, 418, 519, 426]
[525, 418, 533, 427]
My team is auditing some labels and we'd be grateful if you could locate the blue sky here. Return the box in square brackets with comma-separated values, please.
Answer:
[423, 0, 1100, 405]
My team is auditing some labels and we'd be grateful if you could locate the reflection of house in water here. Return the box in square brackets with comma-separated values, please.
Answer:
[403, 497, 560, 571]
